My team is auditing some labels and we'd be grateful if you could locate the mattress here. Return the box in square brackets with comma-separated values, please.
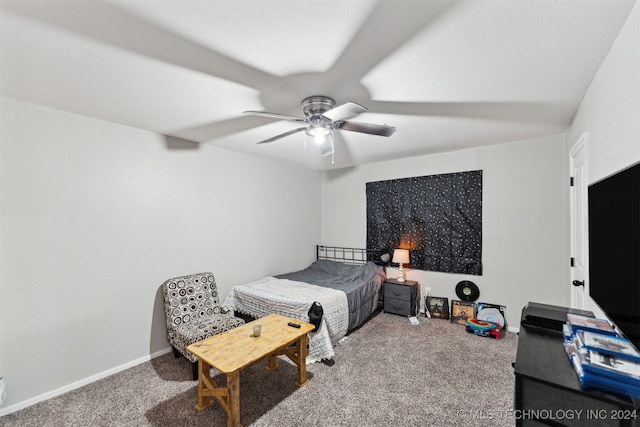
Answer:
[222, 260, 386, 363]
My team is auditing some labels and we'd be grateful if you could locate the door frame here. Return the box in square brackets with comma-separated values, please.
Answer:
[569, 132, 588, 310]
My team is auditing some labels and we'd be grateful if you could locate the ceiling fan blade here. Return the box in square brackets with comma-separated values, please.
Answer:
[322, 102, 367, 122]
[243, 111, 306, 122]
[256, 127, 307, 144]
[2, 1, 289, 93]
[365, 100, 573, 126]
[325, 1, 454, 86]
[336, 121, 396, 137]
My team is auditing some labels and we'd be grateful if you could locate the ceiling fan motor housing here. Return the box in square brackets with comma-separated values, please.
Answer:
[302, 96, 336, 117]
[303, 96, 335, 135]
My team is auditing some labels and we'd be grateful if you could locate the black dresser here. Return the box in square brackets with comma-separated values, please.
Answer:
[514, 303, 639, 427]
[383, 278, 418, 316]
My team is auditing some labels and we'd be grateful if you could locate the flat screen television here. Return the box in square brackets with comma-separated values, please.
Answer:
[587, 162, 640, 350]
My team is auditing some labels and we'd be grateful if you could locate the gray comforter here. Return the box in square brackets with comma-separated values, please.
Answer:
[276, 260, 386, 331]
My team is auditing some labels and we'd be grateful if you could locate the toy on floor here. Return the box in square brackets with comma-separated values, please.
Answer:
[465, 318, 502, 339]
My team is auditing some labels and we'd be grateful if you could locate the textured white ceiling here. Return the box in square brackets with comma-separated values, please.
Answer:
[0, 0, 636, 170]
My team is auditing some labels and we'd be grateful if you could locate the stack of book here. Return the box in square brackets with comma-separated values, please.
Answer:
[563, 313, 640, 399]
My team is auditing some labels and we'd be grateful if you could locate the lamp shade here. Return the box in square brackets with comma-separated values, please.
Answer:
[392, 249, 410, 264]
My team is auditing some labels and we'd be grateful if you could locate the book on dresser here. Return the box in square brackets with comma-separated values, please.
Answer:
[566, 313, 616, 335]
[571, 348, 640, 399]
[563, 318, 640, 400]
[580, 331, 640, 362]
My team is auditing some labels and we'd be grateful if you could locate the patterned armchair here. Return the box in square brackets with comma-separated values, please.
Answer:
[162, 272, 244, 379]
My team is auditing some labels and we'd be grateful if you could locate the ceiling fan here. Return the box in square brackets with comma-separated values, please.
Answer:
[243, 96, 396, 163]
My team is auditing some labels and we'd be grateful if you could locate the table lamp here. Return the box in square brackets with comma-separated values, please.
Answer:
[392, 249, 410, 282]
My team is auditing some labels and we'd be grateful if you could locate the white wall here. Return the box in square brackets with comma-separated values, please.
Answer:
[566, 1, 640, 317]
[0, 98, 321, 411]
[321, 133, 568, 330]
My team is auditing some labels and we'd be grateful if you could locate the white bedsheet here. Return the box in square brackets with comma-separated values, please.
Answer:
[223, 276, 349, 363]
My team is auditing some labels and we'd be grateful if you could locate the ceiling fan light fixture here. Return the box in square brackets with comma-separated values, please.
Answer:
[312, 133, 331, 146]
[306, 118, 331, 138]
[318, 132, 334, 157]
[305, 127, 332, 146]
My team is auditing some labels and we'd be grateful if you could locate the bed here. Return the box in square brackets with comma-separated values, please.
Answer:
[223, 246, 387, 363]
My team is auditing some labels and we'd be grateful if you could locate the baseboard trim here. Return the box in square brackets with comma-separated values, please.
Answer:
[0, 347, 172, 417]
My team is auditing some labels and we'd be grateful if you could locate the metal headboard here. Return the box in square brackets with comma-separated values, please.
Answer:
[316, 245, 383, 265]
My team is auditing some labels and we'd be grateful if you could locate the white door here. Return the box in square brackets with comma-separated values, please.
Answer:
[570, 133, 588, 309]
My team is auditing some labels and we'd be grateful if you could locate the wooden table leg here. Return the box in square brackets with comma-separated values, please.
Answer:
[195, 359, 213, 410]
[266, 354, 278, 371]
[195, 364, 240, 427]
[295, 334, 309, 387]
[226, 370, 242, 427]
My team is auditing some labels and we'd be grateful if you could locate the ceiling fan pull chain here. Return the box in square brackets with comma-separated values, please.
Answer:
[331, 140, 335, 166]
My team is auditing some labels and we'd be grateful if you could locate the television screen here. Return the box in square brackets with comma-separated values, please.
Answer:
[588, 162, 640, 350]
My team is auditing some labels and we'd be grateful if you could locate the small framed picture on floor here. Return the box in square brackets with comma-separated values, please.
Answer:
[426, 296, 449, 319]
[451, 300, 476, 325]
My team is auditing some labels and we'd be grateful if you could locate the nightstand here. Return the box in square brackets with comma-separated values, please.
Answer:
[383, 279, 418, 316]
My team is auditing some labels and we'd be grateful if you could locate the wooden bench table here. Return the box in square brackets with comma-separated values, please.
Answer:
[186, 313, 315, 427]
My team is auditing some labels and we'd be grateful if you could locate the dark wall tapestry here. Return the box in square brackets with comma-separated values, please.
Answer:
[366, 170, 482, 275]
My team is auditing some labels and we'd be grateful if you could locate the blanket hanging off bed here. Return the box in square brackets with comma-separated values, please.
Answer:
[223, 276, 349, 364]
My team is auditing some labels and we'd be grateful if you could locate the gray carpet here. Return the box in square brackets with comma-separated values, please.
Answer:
[1, 312, 517, 427]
